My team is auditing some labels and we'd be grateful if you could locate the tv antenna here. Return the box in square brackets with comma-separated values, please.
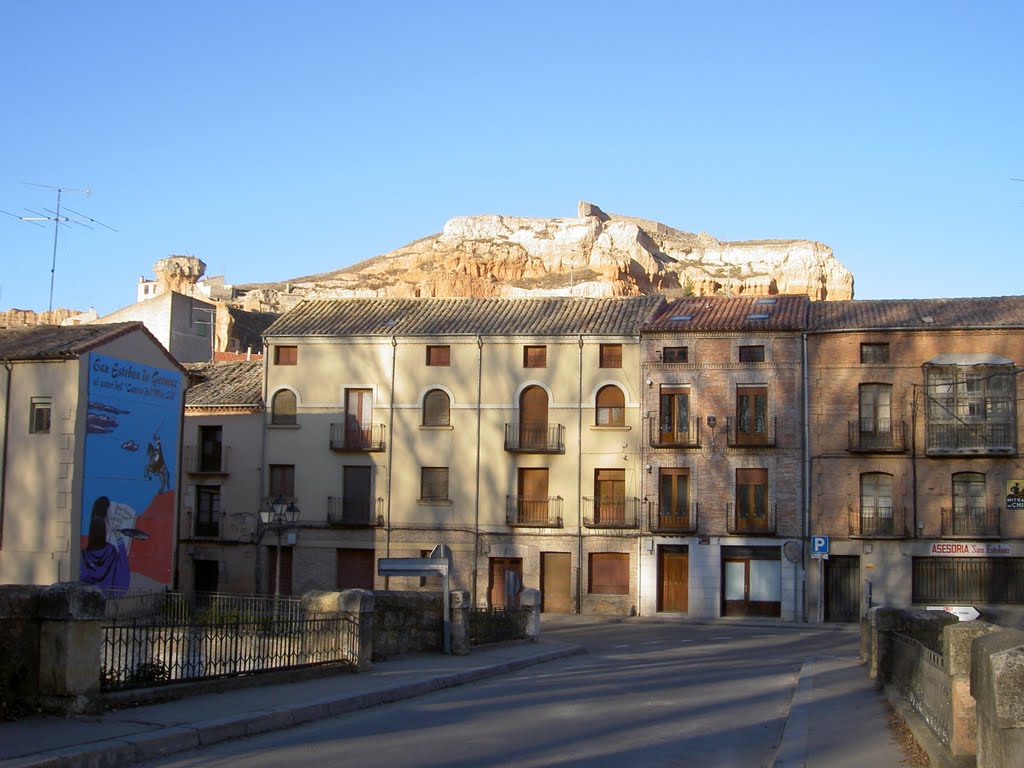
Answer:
[1, 183, 117, 312]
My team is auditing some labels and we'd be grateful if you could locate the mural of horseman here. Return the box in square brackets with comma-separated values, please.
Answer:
[144, 430, 170, 493]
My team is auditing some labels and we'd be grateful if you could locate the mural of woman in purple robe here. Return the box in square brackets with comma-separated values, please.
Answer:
[80, 495, 137, 592]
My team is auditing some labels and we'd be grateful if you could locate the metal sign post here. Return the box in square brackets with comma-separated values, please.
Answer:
[811, 536, 830, 623]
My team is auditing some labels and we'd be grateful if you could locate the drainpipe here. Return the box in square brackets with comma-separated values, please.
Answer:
[801, 332, 810, 623]
[0, 360, 12, 550]
[911, 383, 919, 540]
[576, 335, 584, 614]
[256, 338, 270, 593]
[473, 335, 483, 609]
[385, 336, 397, 588]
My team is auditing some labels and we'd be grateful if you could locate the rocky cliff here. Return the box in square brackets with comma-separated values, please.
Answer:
[240, 201, 853, 309]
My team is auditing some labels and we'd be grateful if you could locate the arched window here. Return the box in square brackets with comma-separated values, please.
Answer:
[271, 389, 296, 426]
[596, 385, 625, 426]
[423, 389, 450, 426]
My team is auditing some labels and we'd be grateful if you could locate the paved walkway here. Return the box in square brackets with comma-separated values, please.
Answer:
[0, 628, 911, 768]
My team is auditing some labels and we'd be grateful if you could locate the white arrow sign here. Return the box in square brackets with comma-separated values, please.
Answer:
[926, 605, 980, 622]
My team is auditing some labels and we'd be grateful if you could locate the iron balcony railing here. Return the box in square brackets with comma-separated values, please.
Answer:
[504, 422, 566, 454]
[726, 417, 777, 448]
[505, 496, 564, 527]
[726, 502, 777, 535]
[847, 420, 907, 453]
[649, 417, 701, 448]
[329, 423, 387, 452]
[849, 505, 908, 538]
[940, 507, 1001, 538]
[183, 445, 231, 474]
[649, 502, 699, 534]
[583, 497, 642, 529]
[926, 422, 1014, 454]
[327, 496, 384, 527]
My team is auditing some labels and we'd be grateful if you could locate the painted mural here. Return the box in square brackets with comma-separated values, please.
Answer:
[80, 353, 182, 592]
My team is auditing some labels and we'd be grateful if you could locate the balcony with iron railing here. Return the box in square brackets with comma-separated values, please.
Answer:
[849, 505, 908, 538]
[727, 417, 777, 448]
[726, 502, 777, 535]
[505, 496, 564, 528]
[649, 502, 699, 534]
[329, 423, 387, 452]
[183, 445, 231, 474]
[504, 422, 566, 454]
[583, 497, 642, 529]
[926, 422, 1014, 455]
[649, 418, 701, 449]
[940, 507, 1001, 538]
[327, 496, 384, 527]
[847, 420, 907, 453]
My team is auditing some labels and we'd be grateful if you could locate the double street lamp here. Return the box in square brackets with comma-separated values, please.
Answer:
[259, 495, 300, 613]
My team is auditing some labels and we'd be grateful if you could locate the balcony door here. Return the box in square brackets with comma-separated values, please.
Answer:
[736, 468, 768, 531]
[199, 425, 223, 472]
[518, 468, 549, 524]
[345, 388, 373, 444]
[519, 386, 548, 450]
[343, 465, 373, 524]
[735, 386, 768, 444]
[859, 384, 892, 443]
[595, 468, 625, 525]
[659, 385, 690, 444]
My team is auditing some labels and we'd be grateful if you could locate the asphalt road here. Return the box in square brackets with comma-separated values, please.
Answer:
[140, 620, 862, 768]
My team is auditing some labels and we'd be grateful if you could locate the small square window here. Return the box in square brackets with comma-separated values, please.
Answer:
[599, 344, 622, 369]
[426, 345, 450, 366]
[738, 345, 765, 363]
[663, 346, 688, 363]
[420, 467, 449, 502]
[861, 343, 890, 364]
[524, 345, 547, 368]
[274, 345, 298, 365]
[30, 398, 52, 434]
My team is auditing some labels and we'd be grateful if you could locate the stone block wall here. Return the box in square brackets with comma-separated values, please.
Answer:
[0, 586, 43, 717]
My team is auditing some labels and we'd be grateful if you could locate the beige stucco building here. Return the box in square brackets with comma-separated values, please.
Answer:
[260, 296, 664, 613]
[0, 323, 185, 589]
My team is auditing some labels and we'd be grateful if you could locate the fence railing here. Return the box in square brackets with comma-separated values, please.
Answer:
[889, 632, 951, 746]
[582, 497, 642, 529]
[102, 611, 358, 691]
[104, 590, 303, 624]
[468, 607, 529, 645]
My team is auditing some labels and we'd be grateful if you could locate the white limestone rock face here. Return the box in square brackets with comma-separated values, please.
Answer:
[275, 202, 853, 301]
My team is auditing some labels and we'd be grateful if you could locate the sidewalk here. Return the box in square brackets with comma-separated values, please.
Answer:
[0, 632, 912, 768]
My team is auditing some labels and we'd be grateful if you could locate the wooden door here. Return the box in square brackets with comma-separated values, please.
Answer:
[518, 468, 549, 524]
[658, 548, 688, 612]
[336, 548, 375, 590]
[345, 388, 372, 443]
[343, 465, 373, 523]
[488, 557, 523, 608]
[541, 552, 571, 613]
[519, 386, 548, 449]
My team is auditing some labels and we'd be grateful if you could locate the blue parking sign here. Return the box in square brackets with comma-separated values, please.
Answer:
[811, 536, 830, 558]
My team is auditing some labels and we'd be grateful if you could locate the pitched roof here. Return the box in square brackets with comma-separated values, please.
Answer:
[643, 295, 809, 332]
[0, 322, 153, 361]
[809, 296, 1024, 331]
[184, 361, 264, 408]
[264, 296, 666, 338]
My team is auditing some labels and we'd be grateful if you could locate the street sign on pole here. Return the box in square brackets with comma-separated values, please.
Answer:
[811, 535, 830, 560]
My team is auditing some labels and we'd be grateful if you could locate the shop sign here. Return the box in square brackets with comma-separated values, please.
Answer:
[929, 542, 1012, 557]
[1007, 479, 1024, 510]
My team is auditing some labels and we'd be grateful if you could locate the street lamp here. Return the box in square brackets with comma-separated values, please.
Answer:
[260, 495, 300, 617]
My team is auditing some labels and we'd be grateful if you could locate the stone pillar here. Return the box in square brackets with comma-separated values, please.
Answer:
[945, 621, 1000, 761]
[37, 583, 105, 715]
[519, 588, 542, 642]
[338, 589, 375, 672]
[449, 590, 471, 656]
[302, 589, 376, 672]
[971, 629, 1024, 768]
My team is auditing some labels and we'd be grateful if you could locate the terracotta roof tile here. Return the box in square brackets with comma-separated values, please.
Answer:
[809, 296, 1024, 331]
[0, 322, 148, 361]
[643, 295, 809, 332]
[265, 296, 666, 338]
[184, 361, 263, 408]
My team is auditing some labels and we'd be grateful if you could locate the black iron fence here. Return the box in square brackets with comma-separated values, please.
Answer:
[468, 607, 529, 645]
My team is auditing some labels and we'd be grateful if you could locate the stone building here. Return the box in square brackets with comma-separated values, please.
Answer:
[0, 323, 185, 589]
[260, 296, 664, 613]
[177, 360, 265, 595]
[806, 297, 1024, 625]
[639, 296, 809, 620]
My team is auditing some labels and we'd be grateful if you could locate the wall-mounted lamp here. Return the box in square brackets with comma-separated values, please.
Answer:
[646, 379, 653, 388]
[645, 463, 652, 473]
[706, 415, 717, 429]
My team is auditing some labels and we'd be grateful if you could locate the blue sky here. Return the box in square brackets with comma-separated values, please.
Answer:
[2, 1, 1021, 315]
